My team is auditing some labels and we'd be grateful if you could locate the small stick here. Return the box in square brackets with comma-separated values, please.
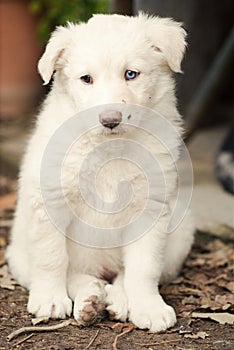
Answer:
[85, 329, 100, 349]
[7, 319, 72, 341]
[13, 333, 34, 347]
[112, 326, 134, 350]
[135, 338, 181, 346]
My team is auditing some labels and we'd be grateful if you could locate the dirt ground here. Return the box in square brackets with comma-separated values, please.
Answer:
[0, 178, 233, 350]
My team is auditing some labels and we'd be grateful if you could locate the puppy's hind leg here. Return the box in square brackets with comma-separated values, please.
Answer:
[105, 272, 128, 322]
[6, 208, 31, 288]
[161, 209, 195, 283]
[67, 272, 107, 325]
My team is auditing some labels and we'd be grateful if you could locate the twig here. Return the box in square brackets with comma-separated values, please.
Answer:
[135, 338, 181, 347]
[13, 333, 34, 347]
[112, 325, 135, 350]
[85, 329, 100, 349]
[96, 323, 112, 329]
[7, 319, 72, 341]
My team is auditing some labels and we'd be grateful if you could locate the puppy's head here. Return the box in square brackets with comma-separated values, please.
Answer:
[38, 13, 186, 123]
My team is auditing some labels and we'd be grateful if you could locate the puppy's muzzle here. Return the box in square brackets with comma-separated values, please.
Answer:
[99, 110, 122, 129]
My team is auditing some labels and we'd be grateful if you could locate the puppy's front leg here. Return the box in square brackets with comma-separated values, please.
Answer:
[123, 224, 176, 332]
[27, 211, 72, 319]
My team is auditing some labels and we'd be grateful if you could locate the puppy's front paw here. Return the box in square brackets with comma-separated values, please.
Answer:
[105, 284, 128, 322]
[28, 291, 72, 319]
[128, 295, 176, 332]
[73, 280, 106, 325]
[74, 294, 105, 325]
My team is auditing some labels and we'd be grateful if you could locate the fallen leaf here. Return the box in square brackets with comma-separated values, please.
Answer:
[170, 276, 185, 284]
[112, 322, 126, 333]
[178, 326, 193, 334]
[184, 331, 209, 339]
[200, 294, 234, 311]
[112, 322, 135, 333]
[185, 258, 206, 267]
[182, 295, 199, 305]
[226, 282, 234, 293]
[200, 298, 211, 309]
[0, 236, 6, 247]
[0, 219, 13, 228]
[215, 294, 234, 310]
[191, 312, 234, 325]
[227, 264, 234, 271]
[0, 193, 16, 211]
[0, 265, 17, 290]
[0, 250, 6, 266]
[207, 239, 230, 251]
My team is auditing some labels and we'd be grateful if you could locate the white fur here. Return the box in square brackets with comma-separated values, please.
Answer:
[7, 13, 194, 332]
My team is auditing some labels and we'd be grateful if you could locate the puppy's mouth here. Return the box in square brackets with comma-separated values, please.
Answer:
[102, 124, 124, 135]
[99, 109, 124, 135]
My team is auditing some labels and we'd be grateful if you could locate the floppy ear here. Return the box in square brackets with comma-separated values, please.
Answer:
[38, 25, 71, 85]
[145, 15, 187, 73]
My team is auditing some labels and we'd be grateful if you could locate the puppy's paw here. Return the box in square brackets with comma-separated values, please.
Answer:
[105, 284, 128, 322]
[73, 280, 106, 325]
[74, 294, 105, 325]
[128, 295, 176, 332]
[28, 291, 72, 319]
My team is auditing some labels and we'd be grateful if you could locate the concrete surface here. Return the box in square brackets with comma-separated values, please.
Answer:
[187, 127, 233, 234]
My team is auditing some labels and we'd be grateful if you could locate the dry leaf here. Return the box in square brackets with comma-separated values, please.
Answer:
[184, 331, 209, 339]
[201, 294, 234, 311]
[170, 276, 185, 284]
[215, 294, 234, 309]
[0, 193, 16, 211]
[186, 258, 206, 267]
[0, 250, 6, 266]
[0, 264, 17, 290]
[182, 295, 199, 305]
[192, 312, 234, 325]
[112, 322, 126, 333]
[207, 239, 229, 251]
[0, 236, 6, 247]
[122, 323, 135, 332]
[200, 297, 211, 309]
[112, 322, 135, 333]
[178, 326, 193, 334]
[226, 282, 234, 293]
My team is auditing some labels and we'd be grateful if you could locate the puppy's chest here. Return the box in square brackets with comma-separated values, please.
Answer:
[62, 133, 149, 205]
[61, 130, 177, 226]
[67, 240, 123, 280]
[61, 129, 171, 194]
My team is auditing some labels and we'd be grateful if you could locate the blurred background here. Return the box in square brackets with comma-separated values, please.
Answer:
[0, 0, 233, 236]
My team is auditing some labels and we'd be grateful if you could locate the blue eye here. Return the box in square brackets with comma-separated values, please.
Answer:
[124, 70, 140, 81]
[80, 75, 93, 84]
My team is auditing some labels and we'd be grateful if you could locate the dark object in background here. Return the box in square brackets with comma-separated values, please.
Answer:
[134, 0, 234, 121]
[215, 128, 234, 195]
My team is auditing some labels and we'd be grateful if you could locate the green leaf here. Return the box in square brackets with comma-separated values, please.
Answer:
[28, 0, 110, 43]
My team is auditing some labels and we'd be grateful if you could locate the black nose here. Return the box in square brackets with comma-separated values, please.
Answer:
[99, 110, 122, 129]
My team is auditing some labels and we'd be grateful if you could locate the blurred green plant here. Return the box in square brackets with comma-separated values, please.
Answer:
[28, 0, 109, 43]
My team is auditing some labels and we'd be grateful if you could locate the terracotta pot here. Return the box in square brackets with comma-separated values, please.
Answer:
[0, 0, 43, 117]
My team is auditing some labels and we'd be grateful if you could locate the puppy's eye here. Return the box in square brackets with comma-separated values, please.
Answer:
[124, 70, 140, 81]
[80, 75, 93, 84]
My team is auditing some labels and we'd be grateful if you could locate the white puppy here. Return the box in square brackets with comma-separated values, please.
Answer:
[7, 13, 195, 332]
